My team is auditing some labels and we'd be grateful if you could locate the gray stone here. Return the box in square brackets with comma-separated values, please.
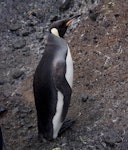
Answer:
[21, 30, 30, 36]
[13, 39, 26, 49]
[81, 93, 88, 102]
[103, 130, 122, 147]
[12, 70, 25, 79]
[36, 33, 44, 41]
[89, 10, 99, 21]
[20, 27, 34, 36]
[103, 21, 110, 28]
[10, 23, 22, 31]
[50, 16, 59, 22]
[0, 104, 7, 115]
[117, 134, 128, 150]
[0, 80, 5, 85]
[93, 36, 98, 44]
[34, 12, 44, 21]
[59, 0, 73, 11]
[22, 47, 31, 56]
[15, 91, 22, 97]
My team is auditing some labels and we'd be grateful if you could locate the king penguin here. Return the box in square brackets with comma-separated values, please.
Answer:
[33, 15, 80, 141]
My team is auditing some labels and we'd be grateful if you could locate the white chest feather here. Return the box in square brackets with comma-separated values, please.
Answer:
[65, 46, 73, 88]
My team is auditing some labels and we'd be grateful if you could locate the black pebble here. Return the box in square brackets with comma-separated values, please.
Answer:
[12, 71, 24, 79]
[13, 39, 26, 49]
[0, 105, 7, 115]
[81, 94, 88, 102]
[89, 10, 99, 21]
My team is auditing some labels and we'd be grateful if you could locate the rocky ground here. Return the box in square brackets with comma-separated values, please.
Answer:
[0, 0, 128, 149]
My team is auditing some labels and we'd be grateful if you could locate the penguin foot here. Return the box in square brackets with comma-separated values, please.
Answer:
[38, 134, 47, 143]
[58, 119, 75, 136]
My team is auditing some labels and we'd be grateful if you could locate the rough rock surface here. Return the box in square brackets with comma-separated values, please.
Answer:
[0, 0, 128, 149]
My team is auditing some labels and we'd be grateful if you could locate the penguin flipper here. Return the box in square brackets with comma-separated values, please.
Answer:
[58, 119, 75, 136]
[53, 61, 72, 120]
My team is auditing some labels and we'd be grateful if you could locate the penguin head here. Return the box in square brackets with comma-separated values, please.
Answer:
[50, 14, 80, 38]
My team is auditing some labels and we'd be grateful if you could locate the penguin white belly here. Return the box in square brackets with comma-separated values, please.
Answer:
[65, 46, 73, 88]
[52, 91, 63, 139]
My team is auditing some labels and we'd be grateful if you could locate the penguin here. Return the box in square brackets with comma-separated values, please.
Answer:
[33, 15, 80, 141]
[0, 127, 6, 150]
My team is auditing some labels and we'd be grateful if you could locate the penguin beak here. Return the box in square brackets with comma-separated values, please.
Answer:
[66, 14, 81, 26]
[66, 19, 74, 26]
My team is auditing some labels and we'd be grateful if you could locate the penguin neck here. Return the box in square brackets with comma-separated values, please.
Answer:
[51, 28, 60, 37]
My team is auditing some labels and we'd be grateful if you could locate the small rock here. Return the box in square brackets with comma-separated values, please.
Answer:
[82, 36, 88, 43]
[103, 64, 111, 70]
[10, 23, 22, 31]
[12, 70, 25, 79]
[114, 14, 120, 18]
[86, 83, 93, 90]
[20, 27, 34, 36]
[81, 93, 88, 102]
[15, 91, 22, 97]
[12, 107, 19, 114]
[22, 47, 30, 53]
[93, 50, 102, 55]
[0, 80, 5, 85]
[27, 123, 34, 129]
[78, 2, 82, 8]
[103, 130, 122, 147]
[21, 29, 30, 36]
[93, 36, 98, 44]
[27, 19, 38, 27]
[96, 143, 106, 150]
[36, 33, 44, 41]
[13, 39, 26, 49]
[22, 47, 31, 56]
[3, 91, 11, 98]
[89, 10, 99, 21]
[117, 134, 128, 150]
[30, 9, 45, 21]
[59, 0, 73, 11]
[0, 104, 7, 115]
[88, 96, 96, 101]
[50, 16, 59, 22]
[103, 21, 110, 28]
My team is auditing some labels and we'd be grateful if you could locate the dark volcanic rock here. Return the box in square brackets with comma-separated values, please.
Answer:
[117, 133, 128, 150]
[81, 93, 88, 102]
[93, 36, 98, 44]
[20, 27, 35, 36]
[21, 29, 30, 36]
[22, 47, 31, 56]
[103, 21, 110, 28]
[89, 10, 99, 21]
[13, 39, 26, 49]
[12, 70, 25, 79]
[103, 130, 122, 147]
[59, 0, 73, 11]
[10, 23, 22, 31]
[0, 80, 5, 85]
[50, 16, 59, 22]
[0, 104, 7, 115]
